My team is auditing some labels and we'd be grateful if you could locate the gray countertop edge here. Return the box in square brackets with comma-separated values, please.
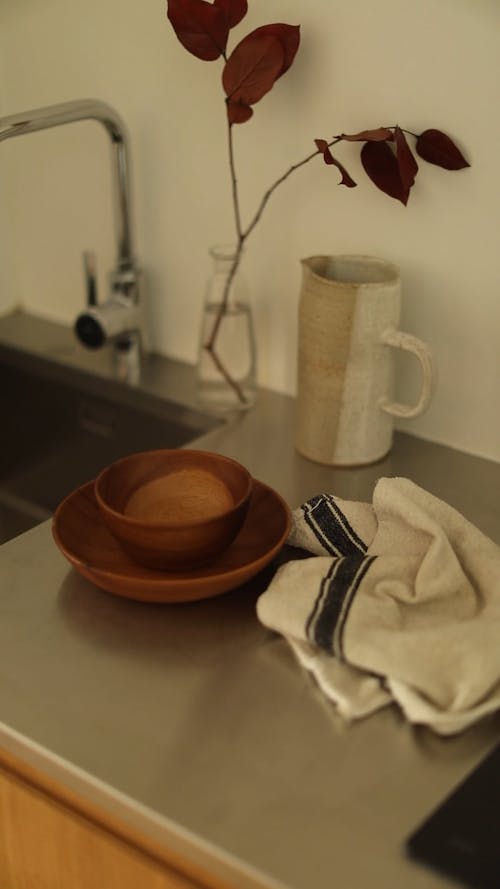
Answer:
[0, 720, 286, 889]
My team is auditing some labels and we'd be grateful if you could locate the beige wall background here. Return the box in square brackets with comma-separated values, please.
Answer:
[1, 0, 499, 462]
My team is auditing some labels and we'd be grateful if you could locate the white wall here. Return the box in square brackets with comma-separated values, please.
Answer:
[1, 0, 499, 462]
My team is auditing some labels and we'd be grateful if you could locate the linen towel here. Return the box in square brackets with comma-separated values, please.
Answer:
[257, 477, 500, 734]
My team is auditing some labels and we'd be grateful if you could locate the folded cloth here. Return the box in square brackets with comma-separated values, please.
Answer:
[257, 477, 500, 734]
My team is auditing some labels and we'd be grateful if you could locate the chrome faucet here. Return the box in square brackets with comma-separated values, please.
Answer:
[0, 98, 147, 380]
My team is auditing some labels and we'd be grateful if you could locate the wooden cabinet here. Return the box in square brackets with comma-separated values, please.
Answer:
[0, 749, 227, 889]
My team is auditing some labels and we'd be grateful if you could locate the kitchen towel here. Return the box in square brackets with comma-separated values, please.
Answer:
[256, 477, 500, 734]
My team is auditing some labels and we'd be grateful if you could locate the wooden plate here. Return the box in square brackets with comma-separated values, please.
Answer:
[52, 479, 291, 603]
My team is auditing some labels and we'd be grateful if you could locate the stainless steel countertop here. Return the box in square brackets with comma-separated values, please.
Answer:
[1, 310, 500, 889]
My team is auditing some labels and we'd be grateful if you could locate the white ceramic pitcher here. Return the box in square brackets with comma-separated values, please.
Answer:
[295, 255, 434, 466]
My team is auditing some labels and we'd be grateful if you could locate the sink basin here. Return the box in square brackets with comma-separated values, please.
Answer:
[0, 355, 220, 544]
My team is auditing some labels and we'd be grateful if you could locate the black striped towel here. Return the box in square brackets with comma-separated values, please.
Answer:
[257, 477, 500, 734]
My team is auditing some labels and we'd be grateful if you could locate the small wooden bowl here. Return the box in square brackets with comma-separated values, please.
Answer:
[94, 449, 252, 570]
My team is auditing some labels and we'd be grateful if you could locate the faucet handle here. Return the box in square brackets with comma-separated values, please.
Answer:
[83, 250, 98, 307]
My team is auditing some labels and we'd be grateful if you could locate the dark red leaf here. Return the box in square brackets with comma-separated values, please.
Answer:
[245, 23, 300, 78]
[214, 0, 247, 29]
[394, 126, 418, 191]
[222, 24, 298, 124]
[314, 138, 330, 155]
[167, 0, 229, 60]
[416, 129, 470, 170]
[361, 140, 409, 205]
[315, 139, 356, 187]
[226, 99, 253, 124]
[341, 127, 393, 142]
[222, 32, 284, 111]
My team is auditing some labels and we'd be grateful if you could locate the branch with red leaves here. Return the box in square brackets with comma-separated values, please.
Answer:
[166, 0, 470, 405]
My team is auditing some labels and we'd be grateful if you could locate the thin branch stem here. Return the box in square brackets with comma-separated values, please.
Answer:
[202, 133, 344, 405]
[204, 338, 247, 402]
[227, 118, 243, 241]
[243, 137, 342, 241]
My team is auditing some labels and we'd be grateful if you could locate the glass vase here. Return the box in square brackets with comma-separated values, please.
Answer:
[196, 245, 257, 412]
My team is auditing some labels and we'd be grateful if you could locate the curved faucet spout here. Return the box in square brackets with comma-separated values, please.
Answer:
[0, 98, 148, 376]
[0, 98, 134, 273]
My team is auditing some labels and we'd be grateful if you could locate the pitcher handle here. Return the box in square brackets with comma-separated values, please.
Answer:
[379, 327, 434, 419]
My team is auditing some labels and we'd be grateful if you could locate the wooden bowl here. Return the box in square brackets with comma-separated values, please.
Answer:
[53, 479, 291, 603]
[94, 449, 252, 570]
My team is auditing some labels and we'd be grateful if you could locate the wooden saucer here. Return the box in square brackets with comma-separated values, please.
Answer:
[52, 479, 291, 603]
